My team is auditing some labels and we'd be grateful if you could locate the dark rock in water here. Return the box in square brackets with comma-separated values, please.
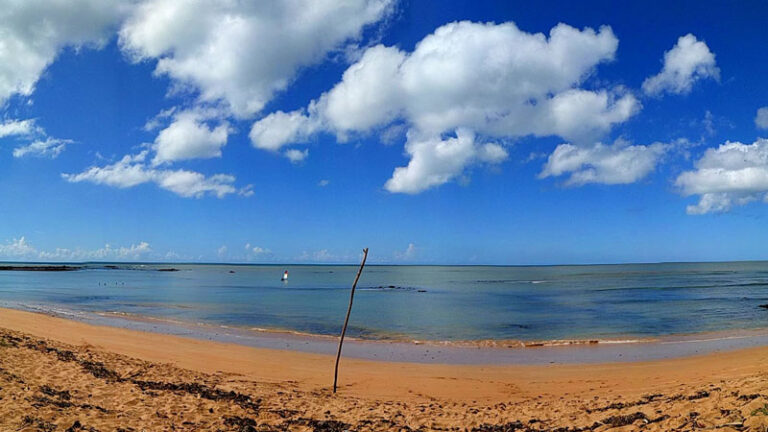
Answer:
[501, 323, 531, 330]
[157, 268, 179, 272]
[372, 285, 416, 291]
[759, 304, 768, 309]
[229, 270, 235, 273]
[0, 265, 81, 272]
[360, 285, 427, 293]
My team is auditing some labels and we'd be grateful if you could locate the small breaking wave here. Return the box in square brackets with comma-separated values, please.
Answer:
[83, 309, 655, 349]
[409, 337, 652, 349]
[473, 279, 550, 284]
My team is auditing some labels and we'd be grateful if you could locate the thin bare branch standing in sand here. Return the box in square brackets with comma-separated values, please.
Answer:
[333, 248, 369, 393]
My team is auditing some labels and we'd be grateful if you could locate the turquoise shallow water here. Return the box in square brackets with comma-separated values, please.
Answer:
[2, 262, 768, 342]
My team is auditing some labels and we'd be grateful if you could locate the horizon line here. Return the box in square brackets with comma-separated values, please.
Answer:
[2, 259, 768, 268]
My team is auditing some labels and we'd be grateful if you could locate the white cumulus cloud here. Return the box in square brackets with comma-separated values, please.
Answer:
[62, 150, 245, 198]
[676, 139, 768, 214]
[252, 21, 640, 192]
[54, 0, 393, 197]
[385, 129, 507, 193]
[152, 110, 229, 165]
[540, 139, 669, 186]
[0, 0, 127, 104]
[249, 108, 321, 151]
[119, 0, 393, 117]
[284, 149, 309, 164]
[642, 34, 719, 96]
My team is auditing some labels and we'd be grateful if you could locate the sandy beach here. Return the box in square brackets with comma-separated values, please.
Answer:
[2, 307, 768, 431]
[3, 0, 768, 429]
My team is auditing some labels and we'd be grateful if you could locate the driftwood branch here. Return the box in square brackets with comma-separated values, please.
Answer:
[333, 247, 369, 394]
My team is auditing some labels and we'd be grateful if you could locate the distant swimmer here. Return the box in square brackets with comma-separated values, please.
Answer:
[281, 270, 289, 281]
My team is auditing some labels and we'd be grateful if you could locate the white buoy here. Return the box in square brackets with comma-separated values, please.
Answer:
[281, 270, 289, 281]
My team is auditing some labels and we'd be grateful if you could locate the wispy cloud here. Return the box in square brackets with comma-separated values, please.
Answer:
[0, 236, 153, 261]
[394, 243, 417, 260]
[13, 138, 73, 158]
[1, 118, 73, 158]
[62, 151, 248, 198]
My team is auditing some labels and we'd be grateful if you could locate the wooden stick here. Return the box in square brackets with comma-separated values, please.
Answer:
[333, 247, 368, 394]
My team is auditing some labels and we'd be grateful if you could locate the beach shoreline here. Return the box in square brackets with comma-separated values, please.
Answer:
[0, 305, 767, 397]
[3, 306, 768, 430]
[7, 302, 768, 365]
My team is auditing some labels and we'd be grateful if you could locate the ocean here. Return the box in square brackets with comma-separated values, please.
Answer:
[2, 261, 768, 344]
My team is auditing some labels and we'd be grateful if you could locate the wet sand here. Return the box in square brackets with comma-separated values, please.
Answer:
[13, 300, 768, 365]
[3, 307, 768, 431]
[87, 310, 768, 364]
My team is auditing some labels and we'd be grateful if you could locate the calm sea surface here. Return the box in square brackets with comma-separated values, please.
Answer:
[2, 262, 768, 342]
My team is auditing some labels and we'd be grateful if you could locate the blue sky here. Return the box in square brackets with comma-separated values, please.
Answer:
[2, 0, 768, 264]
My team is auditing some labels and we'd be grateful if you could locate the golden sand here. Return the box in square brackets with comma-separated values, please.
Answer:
[2, 307, 768, 431]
